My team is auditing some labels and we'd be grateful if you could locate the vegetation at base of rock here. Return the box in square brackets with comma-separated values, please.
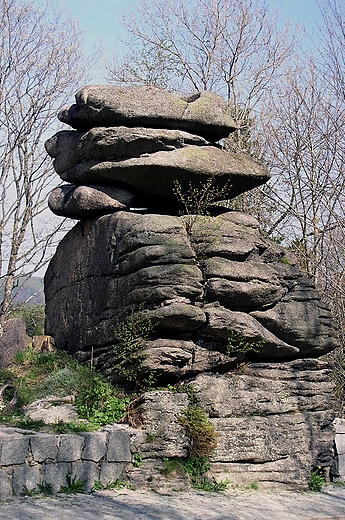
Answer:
[133, 453, 143, 467]
[75, 372, 130, 428]
[97, 478, 135, 490]
[59, 474, 86, 494]
[162, 456, 230, 492]
[178, 405, 218, 458]
[226, 329, 266, 356]
[113, 306, 156, 390]
[309, 469, 326, 492]
[0, 347, 130, 430]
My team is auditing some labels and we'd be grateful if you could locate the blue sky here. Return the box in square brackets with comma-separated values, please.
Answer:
[32, 0, 323, 83]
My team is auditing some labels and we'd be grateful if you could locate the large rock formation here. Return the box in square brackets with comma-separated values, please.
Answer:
[44, 84, 338, 489]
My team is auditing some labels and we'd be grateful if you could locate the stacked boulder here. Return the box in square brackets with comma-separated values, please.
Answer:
[45, 85, 269, 217]
[44, 85, 338, 489]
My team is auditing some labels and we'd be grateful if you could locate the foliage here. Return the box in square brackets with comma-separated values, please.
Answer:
[15, 418, 46, 431]
[133, 453, 143, 468]
[52, 420, 94, 434]
[74, 371, 130, 428]
[8, 304, 45, 337]
[92, 480, 104, 491]
[113, 306, 156, 390]
[59, 474, 86, 494]
[166, 383, 197, 404]
[173, 179, 230, 234]
[179, 405, 218, 458]
[37, 481, 53, 495]
[162, 457, 185, 477]
[226, 330, 266, 356]
[105, 478, 135, 490]
[0, 347, 129, 431]
[162, 456, 230, 492]
[21, 485, 38, 496]
[182, 455, 211, 478]
[309, 469, 326, 492]
[193, 476, 231, 492]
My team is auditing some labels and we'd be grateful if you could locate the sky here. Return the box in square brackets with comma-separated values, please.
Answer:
[32, 0, 323, 85]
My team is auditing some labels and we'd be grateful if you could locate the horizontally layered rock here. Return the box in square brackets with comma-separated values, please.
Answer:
[44, 85, 339, 489]
[45, 211, 338, 372]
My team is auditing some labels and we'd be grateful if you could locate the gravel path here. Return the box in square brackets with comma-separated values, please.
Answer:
[1, 484, 345, 520]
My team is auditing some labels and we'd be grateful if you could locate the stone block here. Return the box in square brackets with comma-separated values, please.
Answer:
[12, 465, 41, 496]
[0, 469, 12, 497]
[30, 434, 59, 462]
[43, 461, 70, 493]
[81, 431, 107, 462]
[338, 453, 345, 478]
[0, 436, 29, 465]
[99, 462, 125, 486]
[335, 434, 345, 456]
[0, 318, 26, 368]
[334, 418, 345, 434]
[107, 427, 131, 462]
[71, 461, 100, 492]
[58, 434, 84, 462]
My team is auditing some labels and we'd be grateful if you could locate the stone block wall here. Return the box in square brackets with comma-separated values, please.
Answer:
[0, 424, 142, 497]
[334, 418, 345, 479]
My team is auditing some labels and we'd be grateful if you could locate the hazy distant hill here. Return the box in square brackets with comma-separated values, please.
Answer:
[0, 276, 44, 306]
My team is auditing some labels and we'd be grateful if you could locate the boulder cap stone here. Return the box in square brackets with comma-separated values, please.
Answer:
[58, 85, 238, 141]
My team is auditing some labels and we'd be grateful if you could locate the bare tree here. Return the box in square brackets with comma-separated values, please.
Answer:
[107, 0, 296, 142]
[0, 0, 93, 327]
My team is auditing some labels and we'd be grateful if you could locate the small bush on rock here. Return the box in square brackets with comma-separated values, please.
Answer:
[179, 405, 218, 458]
[113, 306, 156, 390]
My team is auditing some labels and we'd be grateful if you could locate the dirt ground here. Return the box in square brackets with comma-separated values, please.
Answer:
[1, 483, 345, 520]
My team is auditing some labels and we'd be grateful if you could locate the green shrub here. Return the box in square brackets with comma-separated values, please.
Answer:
[309, 469, 325, 492]
[179, 405, 218, 458]
[59, 474, 86, 494]
[113, 306, 156, 390]
[226, 329, 266, 356]
[75, 371, 130, 428]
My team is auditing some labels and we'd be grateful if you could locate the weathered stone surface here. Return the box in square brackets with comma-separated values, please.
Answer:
[45, 127, 209, 174]
[58, 146, 269, 212]
[0, 435, 29, 465]
[58, 85, 237, 141]
[141, 338, 236, 381]
[43, 461, 70, 493]
[57, 434, 84, 462]
[81, 431, 107, 462]
[0, 469, 12, 497]
[45, 211, 338, 368]
[12, 465, 41, 495]
[191, 360, 335, 489]
[0, 318, 27, 368]
[48, 184, 134, 219]
[23, 396, 79, 424]
[203, 258, 286, 309]
[139, 391, 189, 458]
[201, 305, 299, 358]
[99, 461, 125, 486]
[71, 461, 100, 492]
[30, 433, 59, 462]
[107, 427, 131, 462]
[32, 335, 55, 353]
